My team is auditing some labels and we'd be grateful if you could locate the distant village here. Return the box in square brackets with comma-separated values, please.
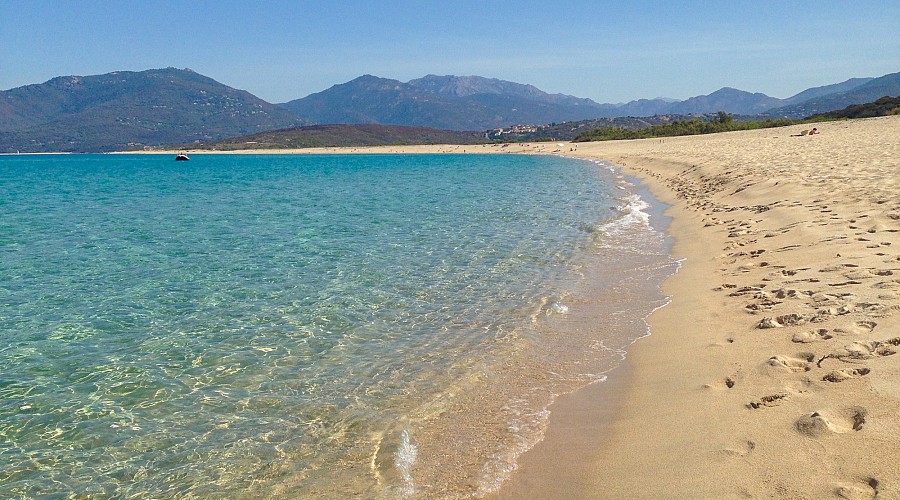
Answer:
[491, 124, 539, 135]
[486, 124, 544, 142]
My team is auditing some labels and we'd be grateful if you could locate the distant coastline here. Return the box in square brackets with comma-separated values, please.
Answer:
[3, 67, 897, 154]
[0, 151, 74, 155]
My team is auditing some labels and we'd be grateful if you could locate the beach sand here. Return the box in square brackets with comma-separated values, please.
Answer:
[135, 116, 900, 497]
[495, 115, 900, 499]
[123, 143, 548, 155]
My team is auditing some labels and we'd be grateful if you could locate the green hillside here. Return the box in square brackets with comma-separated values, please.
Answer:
[0, 68, 303, 152]
[814, 96, 900, 119]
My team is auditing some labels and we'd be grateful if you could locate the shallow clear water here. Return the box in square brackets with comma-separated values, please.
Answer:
[0, 153, 674, 498]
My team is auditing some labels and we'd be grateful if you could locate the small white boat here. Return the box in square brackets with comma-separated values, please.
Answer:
[175, 153, 190, 161]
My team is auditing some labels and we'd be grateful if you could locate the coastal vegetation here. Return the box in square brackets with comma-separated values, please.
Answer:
[572, 112, 800, 142]
[573, 96, 900, 142]
[486, 114, 724, 142]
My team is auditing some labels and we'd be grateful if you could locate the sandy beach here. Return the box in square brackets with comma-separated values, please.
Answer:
[496, 115, 900, 499]
[122, 143, 556, 155]
[136, 116, 900, 497]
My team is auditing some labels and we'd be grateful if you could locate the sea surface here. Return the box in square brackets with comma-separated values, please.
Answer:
[0, 153, 676, 498]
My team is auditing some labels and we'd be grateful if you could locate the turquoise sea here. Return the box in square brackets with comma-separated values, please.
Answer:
[0, 153, 675, 498]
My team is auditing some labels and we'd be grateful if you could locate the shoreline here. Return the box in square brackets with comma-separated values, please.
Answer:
[111, 142, 555, 155]
[497, 116, 899, 498]
[45, 116, 900, 496]
[127, 116, 900, 497]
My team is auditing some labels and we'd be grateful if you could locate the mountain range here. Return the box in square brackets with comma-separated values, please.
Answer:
[1, 68, 898, 152]
[280, 73, 900, 129]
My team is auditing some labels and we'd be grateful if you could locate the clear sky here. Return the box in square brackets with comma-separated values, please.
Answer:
[1, 1, 897, 104]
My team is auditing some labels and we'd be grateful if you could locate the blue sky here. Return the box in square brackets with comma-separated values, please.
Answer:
[1, 1, 897, 103]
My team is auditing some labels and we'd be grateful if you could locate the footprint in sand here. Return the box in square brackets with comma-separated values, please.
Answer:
[873, 280, 899, 290]
[745, 301, 780, 313]
[714, 440, 756, 459]
[820, 263, 860, 273]
[856, 321, 878, 333]
[727, 284, 766, 297]
[758, 313, 806, 329]
[817, 337, 900, 365]
[831, 320, 877, 336]
[765, 354, 813, 373]
[810, 291, 853, 307]
[835, 477, 880, 500]
[771, 288, 800, 299]
[795, 406, 867, 437]
[844, 269, 874, 280]
[810, 305, 856, 323]
[792, 328, 834, 343]
[829, 280, 864, 287]
[747, 392, 788, 409]
[728, 228, 755, 238]
[822, 367, 871, 383]
[703, 371, 740, 390]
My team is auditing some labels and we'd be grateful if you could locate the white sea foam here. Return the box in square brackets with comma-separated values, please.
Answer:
[591, 193, 654, 251]
[394, 429, 418, 497]
[476, 404, 552, 497]
[618, 193, 652, 226]
[549, 301, 569, 314]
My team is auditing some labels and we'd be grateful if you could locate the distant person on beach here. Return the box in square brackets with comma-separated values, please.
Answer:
[808, 127, 819, 135]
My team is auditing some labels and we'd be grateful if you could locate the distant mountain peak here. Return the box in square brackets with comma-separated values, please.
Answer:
[708, 86, 766, 96]
[411, 74, 536, 94]
[409, 74, 557, 100]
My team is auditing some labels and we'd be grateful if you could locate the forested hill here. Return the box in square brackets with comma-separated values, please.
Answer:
[0, 68, 303, 152]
